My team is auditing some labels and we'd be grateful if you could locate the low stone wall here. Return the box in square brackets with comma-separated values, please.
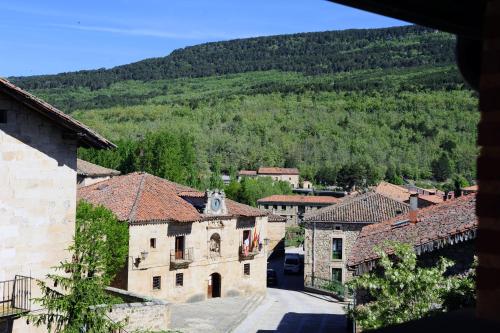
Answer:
[106, 287, 170, 332]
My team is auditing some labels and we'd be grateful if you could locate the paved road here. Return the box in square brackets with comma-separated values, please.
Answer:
[233, 248, 347, 333]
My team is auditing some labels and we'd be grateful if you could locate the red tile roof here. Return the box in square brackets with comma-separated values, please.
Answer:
[0, 77, 115, 149]
[258, 167, 299, 175]
[418, 194, 444, 204]
[257, 195, 339, 205]
[77, 159, 120, 177]
[238, 170, 257, 176]
[375, 181, 411, 202]
[347, 194, 477, 274]
[78, 172, 265, 223]
[461, 185, 478, 192]
[268, 214, 287, 222]
[304, 192, 409, 223]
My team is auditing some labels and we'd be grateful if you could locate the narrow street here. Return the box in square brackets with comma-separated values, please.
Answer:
[233, 248, 347, 333]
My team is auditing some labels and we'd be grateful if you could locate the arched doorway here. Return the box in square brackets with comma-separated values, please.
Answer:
[208, 273, 221, 298]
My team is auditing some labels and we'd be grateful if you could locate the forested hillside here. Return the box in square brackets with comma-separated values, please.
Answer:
[10, 26, 479, 194]
[11, 25, 455, 90]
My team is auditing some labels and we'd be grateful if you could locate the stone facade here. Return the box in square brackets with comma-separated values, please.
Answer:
[106, 287, 170, 332]
[267, 217, 286, 255]
[0, 92, 78, 333]
[119, 216, 268, 303]
[259, 202, 324, 226]
[304, 222, 366, 283]
[260, 173, 300, 188]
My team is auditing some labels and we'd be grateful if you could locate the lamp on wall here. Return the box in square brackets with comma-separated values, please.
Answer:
[140, 250, 149, 261]
[264, 238, 270, 246]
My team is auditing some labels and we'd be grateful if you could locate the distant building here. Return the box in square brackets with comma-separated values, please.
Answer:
[221, 174, 231, 186]
[0, 78, 114, 333]
[258, 195, 339, 226]
[238, 167, 300, 188]
[303, 192, 409, 286]
[77, 158, 120, 187]
[375, 181, 444, 208]
[461, 184, 478, 196]
[348, 194, 477, 277]
[302, 180, 313, 189]
[79, 172, 268, 303]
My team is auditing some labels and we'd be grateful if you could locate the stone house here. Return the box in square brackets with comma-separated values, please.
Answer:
[375, 181, 444, 208]
[347, 194, 477, 277]
[78, 172, 268, 303]
[0, 78, 114, 333]
[303, 192, 409, 285]
[266, 214, 287, 256]
[257, 194, 339, 226]
[77, 158, 120, 187]
[238, 167, 300, 188]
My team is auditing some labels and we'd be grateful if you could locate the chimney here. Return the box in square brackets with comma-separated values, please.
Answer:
[409, 193, 418, 223]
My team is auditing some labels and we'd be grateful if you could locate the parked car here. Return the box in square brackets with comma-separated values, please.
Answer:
[284, 254, 301, 274]
[267, 268, 278, 286]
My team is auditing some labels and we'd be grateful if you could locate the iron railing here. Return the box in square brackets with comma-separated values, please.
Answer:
[169, 247, 193, 269]
[0, 275, 32, 318]
[239, 244, 260, 260]
[304, 275, 351, 301]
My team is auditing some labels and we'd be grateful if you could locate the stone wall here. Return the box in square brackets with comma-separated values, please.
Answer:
[0, 92, 78, 333]
[124, 215, 268, 303]
[304, 222, 367, 283]
[106, 287, 170, 332]
[267, 220, 286, 253]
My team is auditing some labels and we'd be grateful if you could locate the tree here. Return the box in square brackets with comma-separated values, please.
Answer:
[431, 153, 454, 181]
[346, 242, 475, 330]
[27, 202, 129, 332]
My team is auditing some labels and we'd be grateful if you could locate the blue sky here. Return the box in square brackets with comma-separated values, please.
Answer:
[0, 0, 406, 77]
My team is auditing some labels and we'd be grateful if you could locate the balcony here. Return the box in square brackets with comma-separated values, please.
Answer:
[170, 248, 193, 270]
[239, 245, 260, 261]
[0, 275, 31, 318]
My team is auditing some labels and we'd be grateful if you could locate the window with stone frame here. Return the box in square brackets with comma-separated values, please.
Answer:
[332, 238, 343, 260]
[244, 263, 250, 276]
[152, 276, 161, 290]
[332, 268, 342, 283]
[150, 238, 156, 249]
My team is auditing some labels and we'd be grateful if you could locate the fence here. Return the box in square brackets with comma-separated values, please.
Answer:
[0, 275, 32, 318]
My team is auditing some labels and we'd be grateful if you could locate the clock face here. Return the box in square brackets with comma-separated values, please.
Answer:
[211, 197, 221, 212]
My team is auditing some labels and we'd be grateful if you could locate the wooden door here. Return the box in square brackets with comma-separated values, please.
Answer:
[207, 276, 213, 299]
[175, 236, 184, 260]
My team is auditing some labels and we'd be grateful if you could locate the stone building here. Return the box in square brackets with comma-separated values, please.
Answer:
[303, 192, 409, 285]
[238, 167, 300, 188]
[266, 214, 287, 256]
[0, 78, 114, 333]
[375, 181, 444, 208]
[78, 172, 268, 303]
[77, 158, 120, 187]
[347, 194, 477, 277]
[257, 194, 339, 226]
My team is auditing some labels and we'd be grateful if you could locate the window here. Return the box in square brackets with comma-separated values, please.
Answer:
[334, 225, 341, 231]
[273, 205, 278, 210]
[152, 276, 161, 290]
[332, 238, 343, 260]
[264, 205, 269, 209]
[0, 110, 6, 123]
[332, 268, 342, 283]
[244, 263, 250, 276]
[176, 273, 183, 286]
[150, 238, 156, 249]
[282, 205, 286, 210]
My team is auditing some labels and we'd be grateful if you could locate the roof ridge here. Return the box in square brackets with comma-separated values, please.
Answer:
[127, 173, 147, 222]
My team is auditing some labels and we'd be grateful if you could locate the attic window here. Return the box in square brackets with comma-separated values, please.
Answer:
[0, 110, 6, 123]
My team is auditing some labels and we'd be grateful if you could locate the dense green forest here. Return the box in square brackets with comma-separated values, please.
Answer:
[13, 25, 479, 196]
[11, 25, 455, 90]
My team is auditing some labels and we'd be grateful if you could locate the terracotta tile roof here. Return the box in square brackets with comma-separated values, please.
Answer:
[347, 194, 477, 273]
[304, 192, 409, 223]
[267, 214, 287, 222]
[238, 170, 257, 176]
[419, 194, 444, 204]
[78, 172, 266, 223]
[257, 194, 339, 205]
[375, 181, 411, 202]
[0, 77, 115, 149]
[77, 159, 121, 177]
[258, 167, 299, 175]
[461, 185, 478, 192]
